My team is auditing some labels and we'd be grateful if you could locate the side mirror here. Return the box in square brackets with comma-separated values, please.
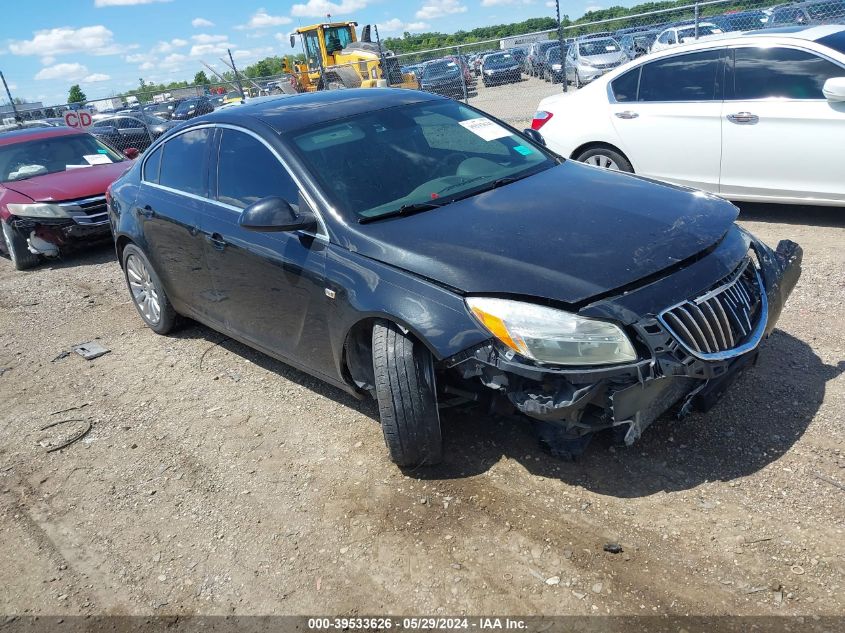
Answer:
[522, 128, 546, 146]
[822, 77, 845, 103]
[238, 196, 318, 233]
[290, 34, 296, 49]
[123, 147, 140, 159]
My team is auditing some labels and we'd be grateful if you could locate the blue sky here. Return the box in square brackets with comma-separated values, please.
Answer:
[1, 0, 623, 106]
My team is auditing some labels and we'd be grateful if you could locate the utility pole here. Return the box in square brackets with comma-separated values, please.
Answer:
[228, 49, 245, 99]
[555, 0, 567, 93]
[0, 71, 21, 123]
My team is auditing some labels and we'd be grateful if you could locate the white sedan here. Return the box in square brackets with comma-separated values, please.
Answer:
[650, 22, 724, 53]
[532, 25, 845, 206]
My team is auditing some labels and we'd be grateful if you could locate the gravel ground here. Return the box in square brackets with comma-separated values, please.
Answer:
[0, 202, 843, 618]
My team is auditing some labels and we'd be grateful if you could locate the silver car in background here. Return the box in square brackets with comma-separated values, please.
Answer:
[565, 37, 629, 88]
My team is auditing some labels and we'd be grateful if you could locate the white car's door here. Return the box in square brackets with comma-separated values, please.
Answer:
[720, 45, 845, 204]
[607, 48, 725, 192]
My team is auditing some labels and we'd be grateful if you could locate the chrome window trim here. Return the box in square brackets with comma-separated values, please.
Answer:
[140, 122, 329, 241]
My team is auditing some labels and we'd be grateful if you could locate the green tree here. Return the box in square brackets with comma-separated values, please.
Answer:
[194, 71, 210, 85]
[67, 84, 86, 104]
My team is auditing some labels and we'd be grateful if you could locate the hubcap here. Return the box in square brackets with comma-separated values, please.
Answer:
[126, 254, 161, 324]
[583, 154, 620, 170]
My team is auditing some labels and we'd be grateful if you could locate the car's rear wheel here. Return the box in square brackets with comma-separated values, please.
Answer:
[122, 244, 177, 335]
[575, 146, 634, 173]
[372, 321, 443, 467]
[1, 221, 40, 270]
[574, 71, 582, 89]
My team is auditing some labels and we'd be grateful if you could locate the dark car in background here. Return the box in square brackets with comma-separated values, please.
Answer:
[768, 0, 845, 27]
[619, 30, 660, 58]
[92, 113, 177, 153]
[708, 9, 769, 32]
[142, 100, 184, 120]
[0, 128, 131, 269]
[524, 40, 559, 77]
[481, 51, 522, 86]
[418, 60, 466, 99]
[543, 46, 567, 82]
[107, 89, 801, 467]
[171, 96, 215, 121]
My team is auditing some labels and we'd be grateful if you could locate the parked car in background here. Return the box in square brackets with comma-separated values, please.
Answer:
[524, 40, 559, 77]
[543, 46, 567, 82]
[418, 59, 466, 99]
[565, 37, 628, 87]
[533, 26, 845, 205]
[92, 113, 177, 153]
[619, 30, 660, 58]
[767, 0, 845, 27]
[481, 51, 522, 86]
[108, 89, 801, 466]
[651, 22, 725, 52]
[708, 10, 769, 32]
[171, 96, 215, 121]
[142, 100, 183, 120]
[0, 128, 131, 269]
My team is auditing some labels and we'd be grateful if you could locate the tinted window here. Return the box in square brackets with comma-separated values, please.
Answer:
[731, 47, 844, 100]
[818, 29, 845, 55]
[159, 128, 210, 196]
[611, 67, 640, 102]
[216, 130, 298, 209]
[639, 49, 721, 101]
[143, 146, 162, 183]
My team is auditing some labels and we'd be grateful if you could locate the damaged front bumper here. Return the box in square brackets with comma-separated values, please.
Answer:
[8, 213, 111, 257]
[444, 238, 802, 454]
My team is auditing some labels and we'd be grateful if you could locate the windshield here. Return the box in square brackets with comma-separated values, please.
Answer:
[287, 100, 555, 222]
[548, 47, 562, 62]
[579, 39, 621, 56]
[176, 100, 199, 113]
[484, 53, 516, 67]
[0, 134, 123, 182]
[424, 61, 460, 78]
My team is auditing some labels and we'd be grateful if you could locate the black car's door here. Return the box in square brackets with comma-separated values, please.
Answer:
[138, 128, 220, 323]
[114, 116, 151, 151]
[198, 126, 334, 375]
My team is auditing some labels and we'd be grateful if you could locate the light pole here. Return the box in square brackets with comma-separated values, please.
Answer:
[555, 0, 567, 93]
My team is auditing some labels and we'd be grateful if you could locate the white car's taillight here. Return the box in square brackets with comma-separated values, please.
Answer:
[531, 110, 554, 130]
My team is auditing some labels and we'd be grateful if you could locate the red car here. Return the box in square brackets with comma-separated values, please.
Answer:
[0, 127, 134, 269]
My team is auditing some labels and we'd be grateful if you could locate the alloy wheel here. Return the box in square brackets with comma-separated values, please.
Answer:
[126, 253, 161, 324]
[582, 154, 620, 170]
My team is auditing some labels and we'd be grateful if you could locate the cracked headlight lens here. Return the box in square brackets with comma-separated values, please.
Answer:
[466, 297, 637, 366]
[6, 203, 70, 219]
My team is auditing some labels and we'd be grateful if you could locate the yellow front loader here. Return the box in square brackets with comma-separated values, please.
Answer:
[284, 22, 417, 92]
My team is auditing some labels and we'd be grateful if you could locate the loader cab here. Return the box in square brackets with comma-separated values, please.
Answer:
[294, 22, 358, 71]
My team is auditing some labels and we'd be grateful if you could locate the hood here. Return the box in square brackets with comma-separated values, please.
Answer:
[342, 161, 738, 305]
[2, 160, 132, 203]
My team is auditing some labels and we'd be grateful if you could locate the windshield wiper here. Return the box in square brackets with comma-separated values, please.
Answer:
[358, 201, 443, 224]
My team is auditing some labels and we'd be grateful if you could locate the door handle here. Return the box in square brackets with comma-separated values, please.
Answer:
[726, 112, 759, 125]
[614, 110, 639, 119]
[205, 232, 227, 251]
[139, 204, 155, 219]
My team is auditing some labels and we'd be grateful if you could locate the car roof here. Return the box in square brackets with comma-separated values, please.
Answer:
[739, 24, 845, 39]
[0, 126, 86, 147]
[197, 89, 443, 134]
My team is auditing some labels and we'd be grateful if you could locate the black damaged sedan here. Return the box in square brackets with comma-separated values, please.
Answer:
[107, 89, 801, 467]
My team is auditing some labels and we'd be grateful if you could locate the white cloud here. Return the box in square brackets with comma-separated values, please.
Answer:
[192, 33, 228, 44]
[481, 0, 533, 5]
[584, 5, 603, 12]
[190, 41, 234, 57]
[377, 18, 430, 33]
[544, 0, 555, 7]
[41, 55, 56, 65]
[192, 17, 214, 27]
[237, 9, 293, 29]
[94, 0, 170, 6]
[82, 73, 111, 83]
[416, 0, 467, 20]
[232, 47, 275, 63]
[9, 25, 122, 58]
[291, 0, 369, 18]
[152, 38, 188, 53]
[35, 62, 88, 81]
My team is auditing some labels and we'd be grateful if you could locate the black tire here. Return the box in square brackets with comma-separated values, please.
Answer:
[372, 321, 442, 467]
[121, 243, 178, 335]
[1, 220, 40, 270]
[574, 72, 582, 89]
[575, 146, 634, 173]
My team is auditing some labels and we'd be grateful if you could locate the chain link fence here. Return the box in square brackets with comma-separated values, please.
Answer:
[3, 0, 844, 149]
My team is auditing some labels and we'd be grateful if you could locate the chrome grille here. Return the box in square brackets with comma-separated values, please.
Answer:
[59, 195, 109, 226]
[658, 257, 767, 360]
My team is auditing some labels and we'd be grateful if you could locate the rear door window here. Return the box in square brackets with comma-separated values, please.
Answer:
[143, 146, 162, 183]
[158, 128, 211, 196]
[638, 49, 722, 101]
[611, 67, 640, 102]
[729, 46, 845, 100]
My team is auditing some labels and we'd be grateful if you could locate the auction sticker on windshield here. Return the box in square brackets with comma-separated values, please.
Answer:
[459, 117, 511, 142]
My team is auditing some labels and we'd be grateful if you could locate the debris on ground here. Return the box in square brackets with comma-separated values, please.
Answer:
[72, 341, 110, 361]
[38, 418, 92, 453]
[603, 542, 623, 554]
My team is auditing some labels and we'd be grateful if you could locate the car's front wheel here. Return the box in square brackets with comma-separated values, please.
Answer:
[372, 321, 443, 467]
[575, 146, 634, 173]
[122, 244, 178, 334]
[1, 221, 40, 270]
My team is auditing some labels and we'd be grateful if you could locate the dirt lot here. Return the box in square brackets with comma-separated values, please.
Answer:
[0, 203, 843, 618]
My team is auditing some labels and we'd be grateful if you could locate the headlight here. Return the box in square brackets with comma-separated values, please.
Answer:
[6, 203, 70, 219]
[484, 69, 493, 75]
[466, 297, 637, 366]
[552, 63, 562, 71]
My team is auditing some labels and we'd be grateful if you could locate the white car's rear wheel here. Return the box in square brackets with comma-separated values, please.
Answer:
[575, 147, 634, 173]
